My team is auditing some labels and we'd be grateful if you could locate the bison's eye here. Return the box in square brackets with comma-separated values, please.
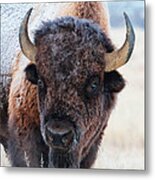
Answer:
[38, 79, 44, 89]
[38, 78, 47, 96]
[85, 76, 100, 98]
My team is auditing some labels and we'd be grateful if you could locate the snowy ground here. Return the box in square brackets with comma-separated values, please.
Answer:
[0, 3, 144, 170]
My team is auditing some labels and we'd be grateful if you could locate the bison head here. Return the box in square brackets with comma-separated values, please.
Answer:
[20, 8, 135, 168]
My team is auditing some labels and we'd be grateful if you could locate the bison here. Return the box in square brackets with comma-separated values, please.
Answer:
[4, 2, 135, 168]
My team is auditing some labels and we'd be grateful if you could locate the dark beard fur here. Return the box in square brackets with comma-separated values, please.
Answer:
[48, 149, 79, 168]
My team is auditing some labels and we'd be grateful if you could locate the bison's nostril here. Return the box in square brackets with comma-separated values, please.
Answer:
[47, 134, 53, 143]
[61, 131, 74, 146]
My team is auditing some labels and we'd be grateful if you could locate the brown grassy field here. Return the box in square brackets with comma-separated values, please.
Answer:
[0, 26, 144, 169]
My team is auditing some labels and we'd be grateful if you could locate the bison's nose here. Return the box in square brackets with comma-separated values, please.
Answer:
[45, 121, 74, 150]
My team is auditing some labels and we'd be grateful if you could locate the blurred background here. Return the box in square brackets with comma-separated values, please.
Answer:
[0, 0, 144, 169]
[109, 1, 144, 29]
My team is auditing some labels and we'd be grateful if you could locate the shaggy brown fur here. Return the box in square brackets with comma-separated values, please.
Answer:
[58, 2, 109, 35]
[8, 52, 48, 167]
[7, 2, 125, 168]
[8, 52, 39, 127]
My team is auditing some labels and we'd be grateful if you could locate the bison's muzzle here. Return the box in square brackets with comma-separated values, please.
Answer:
[43, 116, 79, 168]
[44, 117, 75, 152]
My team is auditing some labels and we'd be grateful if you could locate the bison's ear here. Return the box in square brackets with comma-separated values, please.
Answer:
[104, 71, 125, 93]
[24, 64, 38, 84]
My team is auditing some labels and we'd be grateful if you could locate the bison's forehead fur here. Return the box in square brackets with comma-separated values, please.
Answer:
[34, 16, 114, 81]
[34, 16, 115, 116]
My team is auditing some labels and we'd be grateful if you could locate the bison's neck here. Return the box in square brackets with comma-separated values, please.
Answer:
[58, 2, 109, 35]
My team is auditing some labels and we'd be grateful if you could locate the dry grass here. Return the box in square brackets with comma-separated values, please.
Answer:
[0, 27, 144, 170]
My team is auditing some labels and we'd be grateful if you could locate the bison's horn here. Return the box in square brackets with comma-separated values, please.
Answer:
[104, 12, 135, 72]
[19, 8, 37, 63]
